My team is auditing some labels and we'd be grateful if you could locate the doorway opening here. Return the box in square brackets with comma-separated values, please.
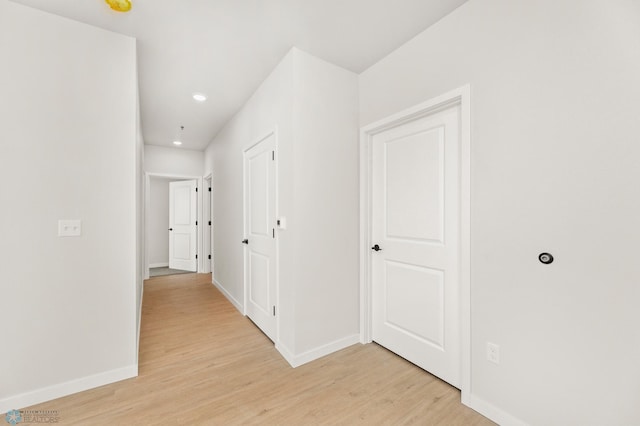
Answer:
[144, 173, 204, 279]
[359, 85, 471, 397]
[243, 130, 278, 342]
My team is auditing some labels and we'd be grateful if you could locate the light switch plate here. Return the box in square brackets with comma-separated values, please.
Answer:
[58, 220, 82, 237]
[487, 342, 500, 364]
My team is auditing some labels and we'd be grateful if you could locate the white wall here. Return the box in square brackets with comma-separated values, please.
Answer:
[145, 145, 204, 176]
[204, 48, 360, 363]
[135, 61, 145, 347]
[290, 50, 360, 354]
[148, 178, 171, 266]
[359, 0, 640, 424]
[0, 0, 138, 411]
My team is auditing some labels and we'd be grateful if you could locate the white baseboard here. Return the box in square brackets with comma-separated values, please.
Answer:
[0, 365, 138, 414]
[149, 262, 169, 268]
[276, 334, 360, 368]
[462, 392, 528, 426]
[212, 278, 243, 314]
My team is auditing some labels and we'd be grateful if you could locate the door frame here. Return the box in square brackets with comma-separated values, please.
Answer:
[359, 85, 471, 396]
[144, 172, 204, 279]
[242, 128, 279, 340]
[203, 174, 213, 275]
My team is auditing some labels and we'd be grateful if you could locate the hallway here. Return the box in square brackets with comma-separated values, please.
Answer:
[26, 273, 492, 425]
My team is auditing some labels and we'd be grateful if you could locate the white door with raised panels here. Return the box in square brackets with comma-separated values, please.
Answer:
[371, 104, 461, 387]
[169, 179, 197, 272]
[243, 133, 277, 341]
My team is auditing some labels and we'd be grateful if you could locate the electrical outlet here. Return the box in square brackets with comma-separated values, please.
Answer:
[487, 342, 500, 364]
[58, 220, 82, 237]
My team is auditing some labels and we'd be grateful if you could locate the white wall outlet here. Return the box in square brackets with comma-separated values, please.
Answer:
[58, 220, 82, 237]
[487, 342, 500, 364]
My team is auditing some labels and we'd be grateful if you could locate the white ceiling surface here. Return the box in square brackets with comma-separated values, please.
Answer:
[11, 0, 467, 150]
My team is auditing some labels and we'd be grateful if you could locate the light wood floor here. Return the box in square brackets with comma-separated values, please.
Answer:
[27, 273, 494, 425]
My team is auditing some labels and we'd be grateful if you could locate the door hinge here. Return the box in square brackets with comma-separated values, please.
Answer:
[208, 254, 211, 260]
[208, 187, 211, 192]
[272, 228, 275, 238]
[272, 151, 275, 161]
[196, 221, 198, 226]
[196, 187, 198, 192]
[208, 221, 212, 226]
[273, 306, 276, 316]
[196, 254, 198, 259]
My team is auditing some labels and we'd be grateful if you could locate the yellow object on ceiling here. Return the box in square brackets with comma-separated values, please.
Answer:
[105, 0, 132, 12]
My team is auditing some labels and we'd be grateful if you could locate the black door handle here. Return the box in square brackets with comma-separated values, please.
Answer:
[168, 228, 173, 231]
[371, 244, 382, 251]
[242, 239, 249, 244]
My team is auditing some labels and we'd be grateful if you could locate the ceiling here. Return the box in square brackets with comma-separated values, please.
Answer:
[11, 0, 467, 151]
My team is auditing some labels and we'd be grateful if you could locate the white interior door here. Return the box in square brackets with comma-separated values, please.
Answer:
[169, 179, 197, 272]
[371, 105, 461, 387]
[244, 134, 277, 341]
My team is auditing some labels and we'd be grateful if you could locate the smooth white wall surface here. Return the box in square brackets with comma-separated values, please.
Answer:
[291, 50, 359, 354]
[148, 178, 171, 266]
[204, 48, 360, 361]
[145, 145, 204, 176]
[359, 0, 640, 424]
[136, 63, 145, 346]
[0, 0, 138, 411]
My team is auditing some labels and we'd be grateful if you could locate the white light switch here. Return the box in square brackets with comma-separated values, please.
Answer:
[58, 220, 82, 237]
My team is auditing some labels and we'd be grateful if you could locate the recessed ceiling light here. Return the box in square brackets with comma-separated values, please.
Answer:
[173, 141, 182, 146]
[192, 93, 207, 102]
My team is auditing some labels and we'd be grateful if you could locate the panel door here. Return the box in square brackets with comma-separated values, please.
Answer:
[169, 179, 198, 272]
[371, 105, 461, 387]
[244, 134, 277, 341]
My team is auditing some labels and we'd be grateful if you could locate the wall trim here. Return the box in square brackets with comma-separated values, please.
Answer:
[276, 334, 360, 368]
[463, 392, 528, 426]
[0, 365, 137, 413]
[212, 278, 243, 314]
[359, 84, 472, 395]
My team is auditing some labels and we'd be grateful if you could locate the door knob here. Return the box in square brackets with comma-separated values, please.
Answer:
[242, 239, 249, 244]
[371, 244, 382, 251]
[168, 228, 173, 231]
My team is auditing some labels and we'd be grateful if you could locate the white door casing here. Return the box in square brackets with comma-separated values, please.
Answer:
[244, 132, 277, 341]
[360, 86, 471, 394]
[169, 179, 198, 271]
[203, 175, 213, 275]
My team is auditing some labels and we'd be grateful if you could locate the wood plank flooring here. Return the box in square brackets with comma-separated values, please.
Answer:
[26, 273, 494, 425]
